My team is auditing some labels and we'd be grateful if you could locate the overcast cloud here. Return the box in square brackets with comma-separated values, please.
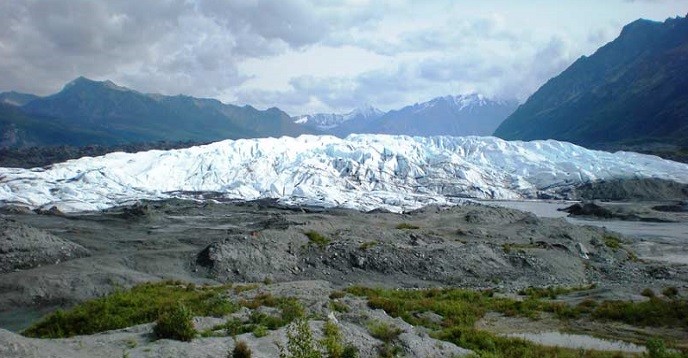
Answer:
[0, 0, 684, 115]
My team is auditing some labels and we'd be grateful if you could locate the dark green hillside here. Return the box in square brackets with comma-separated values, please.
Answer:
[494, 16, 688, 155]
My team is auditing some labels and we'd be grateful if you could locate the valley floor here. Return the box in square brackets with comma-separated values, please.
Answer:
[0, 198, 687, 357]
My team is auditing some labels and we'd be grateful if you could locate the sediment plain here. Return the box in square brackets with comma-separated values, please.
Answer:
[1, 194, 687, 357]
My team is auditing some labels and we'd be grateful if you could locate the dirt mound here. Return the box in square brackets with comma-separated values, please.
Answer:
[195, 204, 638, 290]
[0, 218, 89, 273]
[569, 178, 688, 201]
[653, 201, 688, 212]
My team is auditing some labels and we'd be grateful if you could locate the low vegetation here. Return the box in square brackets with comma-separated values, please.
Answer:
[603, 235, 623, 250]
[280, 318, 320, 358]
[280, 318, 359, 358]
[395, 223, 420, 230]
[358, 241, 378, 250]
[592, 296, 688, 328]
[153, 303, 196, 341]
[348, 285, 688, 358]
[20, 279, 688, 356]
[23, 280, 235, 338]
[209, 293, 306, 339]
[305, 230, 331, 248]
[518, 284, 595, 300]
[231, 340, 253, 358]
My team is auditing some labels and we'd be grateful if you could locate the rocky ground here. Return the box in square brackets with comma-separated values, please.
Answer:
[0, 198, 687, 357]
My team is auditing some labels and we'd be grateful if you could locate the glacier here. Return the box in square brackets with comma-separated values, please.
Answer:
[1, 134, 687, 213]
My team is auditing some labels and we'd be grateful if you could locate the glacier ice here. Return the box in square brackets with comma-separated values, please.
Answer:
[1, 134, 687, 212]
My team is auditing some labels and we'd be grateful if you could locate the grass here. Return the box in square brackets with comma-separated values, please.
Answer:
[367, 320, 403, 342]
[346, 285, 675, 358]
[304, 230, 331, 248]
[358, 241, 378, 250]
[603, 235, 623, 250]
[518, 284, 596, 300]
[153, 302, 196, 341]
[395, 223, 420, 230]
[218, 293, 305, 337]
[592, 296, 688, 328]
[23, 280, 235, 338]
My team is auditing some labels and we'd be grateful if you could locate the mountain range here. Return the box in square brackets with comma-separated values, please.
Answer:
[1, 77, 310, 148]
[2, 16, 686, 157]
[494, 15, 688, 155]
[1, 78, 516, 149]
[294, 94, 518, 137]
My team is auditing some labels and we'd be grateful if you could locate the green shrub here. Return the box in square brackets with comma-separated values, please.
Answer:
[321, 320, 344, 358]
[642, 288, 656, 298]
[330, 301, 349, 313]
[252, 325, 269, 338]
[395, 223, 419, 230]
[518, 285, 594, 299]
[23, 281, 235, 338]
[367, 320, 403, 343]
[222, 298, 304, 338]
[663, 287, 679, 298]
[232, 340, 253, 358]
[604, 235, 622, 249]
[305, 231, 330, 248]
[280, 318, 321, 358]
[645, 338, 684, 358]
[592, 297, 688, 328]
[341, 344, 359, 358]
[153, 303, 196, 341]
[329, 291, 346, 300]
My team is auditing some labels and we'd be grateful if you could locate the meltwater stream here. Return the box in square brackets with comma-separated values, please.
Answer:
[479, 200, 688, 264]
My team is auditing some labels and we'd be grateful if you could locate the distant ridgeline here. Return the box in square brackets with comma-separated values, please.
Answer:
[494, 16, 688, 162]
[0, 77, 312, 149]
[1, 75, 518, 156]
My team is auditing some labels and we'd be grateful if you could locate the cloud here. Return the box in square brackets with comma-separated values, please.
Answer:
[0, 0, 685, 115]
[0, 0, 381, 98]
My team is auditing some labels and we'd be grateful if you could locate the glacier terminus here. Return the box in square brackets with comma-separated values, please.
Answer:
[1, 134, 687, 213]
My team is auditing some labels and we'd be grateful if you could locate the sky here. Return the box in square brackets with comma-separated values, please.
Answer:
[0, 1, 685, 115]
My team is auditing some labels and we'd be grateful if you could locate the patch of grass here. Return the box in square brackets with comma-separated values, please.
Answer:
[367, 320, 403, 343]
[153, 302, 196, 341]
[358, 241, 378, 250]
[592, 296, 688, 328]
[221, 295, 306, 337]
[663, 287, 679, 298]
[329, 290, 346, 300]
[280, 318, 320, 358]
[23, 281, 235, 338]
[395, 223, 419, 230]
[646, 338, 685, 358]
[518, 284, 595, 300]
[305, 230, 331, 248]
[603, 235, 622, 250]
[321, 320, 344, 358]
[234, 284, 259, 294]
[347, 286, 644, 358]
[330, 300, 349, 313]
[252, 325, 269, 338]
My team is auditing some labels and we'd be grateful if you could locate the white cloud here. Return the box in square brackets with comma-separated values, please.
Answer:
[0, 0, 685, 114]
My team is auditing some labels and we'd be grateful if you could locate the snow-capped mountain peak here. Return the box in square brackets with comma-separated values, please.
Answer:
[346, 105, 384, 119]
[293, 105, 384, 130]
